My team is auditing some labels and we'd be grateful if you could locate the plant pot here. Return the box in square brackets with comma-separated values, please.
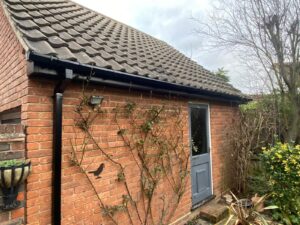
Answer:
[0, 160, 31, 210]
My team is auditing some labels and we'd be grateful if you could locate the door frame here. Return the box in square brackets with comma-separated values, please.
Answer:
[188, 103, 213, 206]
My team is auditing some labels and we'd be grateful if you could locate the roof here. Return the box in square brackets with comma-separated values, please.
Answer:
[1, 0, 245, 99]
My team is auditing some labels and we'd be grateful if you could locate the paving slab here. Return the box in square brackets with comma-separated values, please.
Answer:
[199, 200, 229, 223]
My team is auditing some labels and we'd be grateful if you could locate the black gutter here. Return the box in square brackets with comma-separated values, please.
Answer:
[52, 69, 74, 225]
[28, 52, 250, 103]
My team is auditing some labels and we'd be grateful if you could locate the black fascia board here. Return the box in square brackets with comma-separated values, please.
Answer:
[27, 51, 250, 103]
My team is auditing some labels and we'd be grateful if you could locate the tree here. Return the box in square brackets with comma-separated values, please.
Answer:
[194, 0, 300, 143]
[215, 67, 230, 82]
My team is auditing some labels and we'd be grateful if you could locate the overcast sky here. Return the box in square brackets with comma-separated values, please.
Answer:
[72, 0, 248, 92]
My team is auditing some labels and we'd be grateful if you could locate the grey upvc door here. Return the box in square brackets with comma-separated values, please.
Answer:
[189, 104, 212, 206]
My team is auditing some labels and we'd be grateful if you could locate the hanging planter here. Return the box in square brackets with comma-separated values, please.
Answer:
[0, 159, 31, 211]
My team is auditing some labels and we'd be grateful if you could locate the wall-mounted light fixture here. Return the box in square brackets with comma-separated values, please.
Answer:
[89, 96, 104, 106]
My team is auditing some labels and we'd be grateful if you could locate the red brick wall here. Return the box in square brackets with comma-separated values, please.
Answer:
[22, 79, 54, 225]
[0, 3, 27, 113]
[60, 84, 192, 225]
[210, 103, 239, 196]
[0, 4, 28, 225]
[23, 79, 238, 225]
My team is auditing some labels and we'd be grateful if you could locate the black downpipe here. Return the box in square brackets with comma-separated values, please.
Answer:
[52, 93, 63, 225]
[52, 69, 74, 225]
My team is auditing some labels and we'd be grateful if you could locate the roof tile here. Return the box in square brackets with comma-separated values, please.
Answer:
[60, 21, 72, 28]
[13, 18, 38, 29]
[33, 18, 50, 26]
[5, 0, 20, 3]
[24, 39, 57, 55]
[108, 60, 126, 72]
[67, 28, 80, 37]
[55, 47, 77, 61]
[10, 11, 31, 19]
[28, 11, 43, 18]
[73, 25, 85, 33]
[21, 29, 47, 41]
[89, 41, 104, 51]
[48, 36, 67, 47]
[113, 55, 127, 64]
[81, 33, 93, 41]
[2, 0, 244, 98]
[93, 56, 111, 68]
[75, 52, 94, 65]
[51, 23, 65, 32]
[44, 16, 58, 23]
[40, 9, 52, 16]
[67, 19, 77, 25]
[59, 32, 75, 42]
[75, 37, 89, 46]
[85, 46, 99, 57]
[68, 41, 84, 52]
[23, 4, 36, 10]
[7, 4, 26, 11]
[40, 26, 57, 36]
[86, 30, 98, 37]
[99, 50, 114, 61]
[53, 14, 64, 21]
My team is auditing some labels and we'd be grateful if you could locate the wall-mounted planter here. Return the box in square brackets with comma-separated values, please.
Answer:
[0, 159, 31, 211]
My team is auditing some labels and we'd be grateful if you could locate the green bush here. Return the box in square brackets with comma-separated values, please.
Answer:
[261, 142, 300, 224]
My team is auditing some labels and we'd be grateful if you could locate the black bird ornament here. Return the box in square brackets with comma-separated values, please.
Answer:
[89, 163, 105, 179]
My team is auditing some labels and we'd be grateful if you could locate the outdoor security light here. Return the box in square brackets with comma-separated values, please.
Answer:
[89, 96, 104, 106]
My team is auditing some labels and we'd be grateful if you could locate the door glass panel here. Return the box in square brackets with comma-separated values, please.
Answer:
[190, 107, 208, 156]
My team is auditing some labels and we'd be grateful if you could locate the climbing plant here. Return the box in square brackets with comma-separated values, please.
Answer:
[69, 86, 190, 225]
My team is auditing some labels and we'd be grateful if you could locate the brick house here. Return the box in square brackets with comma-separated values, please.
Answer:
[0, 0, 248, 224]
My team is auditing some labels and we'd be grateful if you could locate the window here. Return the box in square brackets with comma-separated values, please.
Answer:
[0, 107, 21, 124]
[190, 106, 208, 156]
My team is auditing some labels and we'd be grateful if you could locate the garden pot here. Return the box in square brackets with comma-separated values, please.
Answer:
[0, 160, 31, 210]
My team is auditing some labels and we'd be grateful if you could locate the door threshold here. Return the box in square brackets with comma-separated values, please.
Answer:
[191, 195, 215, 210]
